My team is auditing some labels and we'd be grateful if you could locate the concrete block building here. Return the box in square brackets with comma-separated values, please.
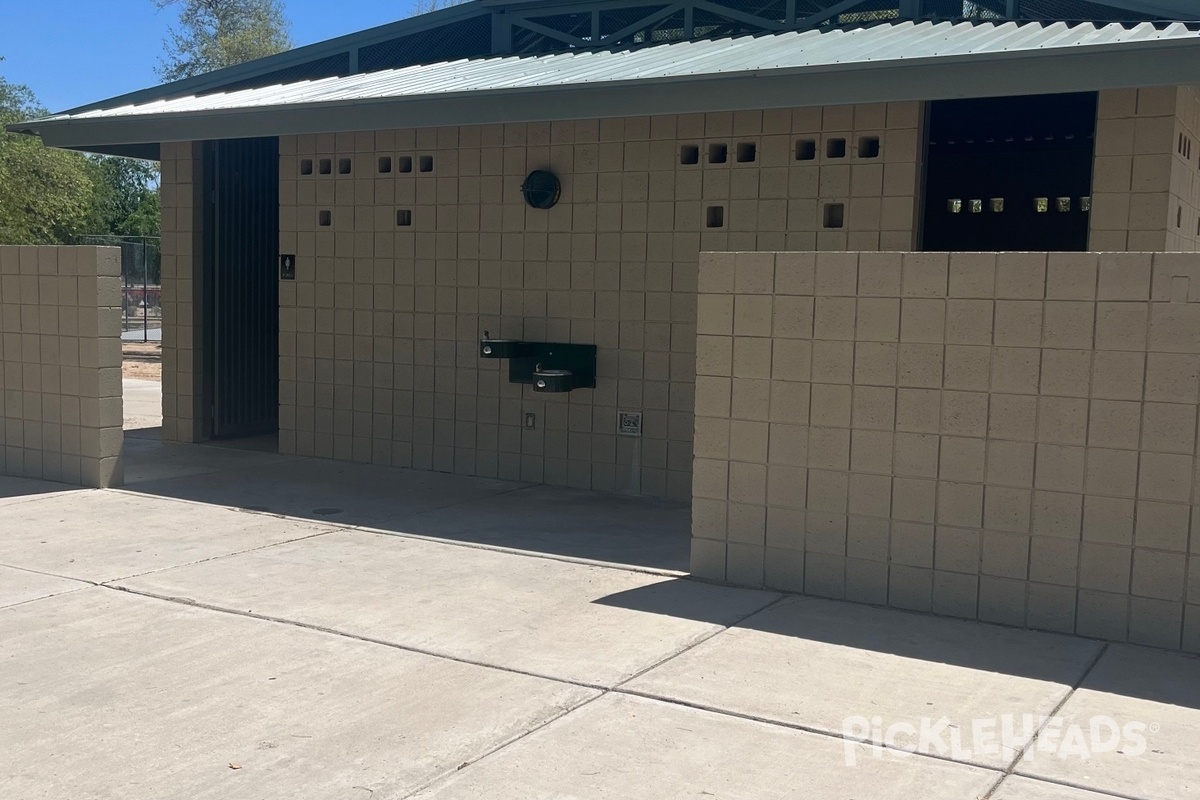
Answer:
[13, 0, 1200, 649]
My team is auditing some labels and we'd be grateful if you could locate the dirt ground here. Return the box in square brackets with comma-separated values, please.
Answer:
[122, 342, 162, 381]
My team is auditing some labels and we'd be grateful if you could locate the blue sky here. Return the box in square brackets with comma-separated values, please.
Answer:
[0, 0, 422, 112]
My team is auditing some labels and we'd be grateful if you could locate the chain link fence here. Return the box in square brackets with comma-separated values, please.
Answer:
[75, 235, 162, 343]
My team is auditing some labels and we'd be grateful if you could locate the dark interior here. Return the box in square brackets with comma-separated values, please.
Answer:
[921, 92, 1099, 253]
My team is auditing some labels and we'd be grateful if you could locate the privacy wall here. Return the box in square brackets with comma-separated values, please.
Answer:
[0, 246, 123, 488]
[692, 251, 1200, 653]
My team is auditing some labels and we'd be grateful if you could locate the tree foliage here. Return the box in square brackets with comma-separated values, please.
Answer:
[0, 60, 160, 245]
[155, 0, 293, 81]
[0, 66, 94, 244]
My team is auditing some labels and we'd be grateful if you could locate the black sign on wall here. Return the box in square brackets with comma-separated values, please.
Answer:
[279, 254, 296, 280]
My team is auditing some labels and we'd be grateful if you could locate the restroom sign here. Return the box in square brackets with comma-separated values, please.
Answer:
[618, 411, 642, 437]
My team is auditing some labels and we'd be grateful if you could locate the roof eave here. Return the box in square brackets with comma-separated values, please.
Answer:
[20, 36, 1200, 153]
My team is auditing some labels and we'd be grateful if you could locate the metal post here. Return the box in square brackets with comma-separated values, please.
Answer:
[142, 238, 149, 343]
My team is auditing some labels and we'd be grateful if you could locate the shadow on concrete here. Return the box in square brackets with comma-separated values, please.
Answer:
[0, 475, 84, 505]
[595, 582, 1200, 702]
[117, 430, 691, 572]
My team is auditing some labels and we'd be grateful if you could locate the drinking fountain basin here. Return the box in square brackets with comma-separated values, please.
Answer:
[533, 367, 574, 393]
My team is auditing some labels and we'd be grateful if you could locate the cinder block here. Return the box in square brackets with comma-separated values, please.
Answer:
[857, 252, 902, 296]
[773, 296, 814, 339]
[1132, 549, 1187, 601]
[764, 546, 805, 592]
[1076, 589, 1129, 642]
[726, 542, 765, 587]
[766, 465, 807, 510]
[848, 472, 891, 518]
[901, 253, 948, 297]
[895, 388, 940, 433]
[1134, 500, 1190, 551]
[931, 571, 979, 618]
[984, 487, 1032, 534]
[995, 253, 1046, 299]
[1094, 302, 1148, 352]
[854, 342, 898, 386]
[1091, 352, 1147, 405]
[727, 502, 766, 544]
[937, 481, 983, 528]
[768, 380, 810, 424]
[845, 558, 888, 605]
[1097, 252, 1152, 300]
[804, 553, 846, 599]
[1129, 596, 1183, 649]
[897, 344, 943, 389]
[1145, 353, 1200, 404]
[1138, 452, 1193, 502]
[938, 436, 984, 483]
[806, 426, 849, 471]
[855, 298, 900, 341]
[991, 348, 1041, 395]
[889, 564, 933, 611]
[948, 252, 996, 299]
[978, 576, 1026, 626]
[1141, 402, 1196, 454]
[893, 431, 939, 478]
[728, 419, 769, 463]
[1083, 495, 1136, 545]
[768, 422, 809, 467]
[1025, 583, 1076, 634]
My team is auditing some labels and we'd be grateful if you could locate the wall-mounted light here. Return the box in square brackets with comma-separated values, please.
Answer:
[521, 170, 561, 209]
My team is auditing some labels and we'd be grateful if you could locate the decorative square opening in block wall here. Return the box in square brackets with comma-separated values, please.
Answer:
[398, 156, 413, 173]
[736, 142, 757, 163]
[826, 138, 847, 159]
[680, 144, 700, 165]
[858, 136, 881, 158]
[796, 139, 816, 161]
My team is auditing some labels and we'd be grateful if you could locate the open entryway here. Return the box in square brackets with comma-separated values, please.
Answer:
[202, 137, 280, 440]
[921, 92, 1098, 252]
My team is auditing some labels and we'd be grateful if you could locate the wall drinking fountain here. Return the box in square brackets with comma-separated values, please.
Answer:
[479, 331, 597, 394]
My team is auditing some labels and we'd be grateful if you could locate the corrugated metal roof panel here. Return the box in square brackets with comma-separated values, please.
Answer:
[36, 20, 1200, 122]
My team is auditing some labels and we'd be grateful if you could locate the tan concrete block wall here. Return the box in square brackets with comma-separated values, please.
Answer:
[274, 106, 922, 498]
[0, 246, 123, 487]
[159, 141, 206, 443]
[693, 250, 1200, 653]
[1092, 87, 1189, 252]
[1167, 86, 1200, 252]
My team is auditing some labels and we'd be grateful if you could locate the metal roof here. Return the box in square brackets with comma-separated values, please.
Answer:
[14, 19, 1200, 158]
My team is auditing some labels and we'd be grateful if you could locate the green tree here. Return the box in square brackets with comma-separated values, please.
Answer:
[85, 157, 161, 238]
[0, 63, 95, 245]
[155, 0, 293, 81]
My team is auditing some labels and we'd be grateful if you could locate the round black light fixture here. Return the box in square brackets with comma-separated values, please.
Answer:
[521, 170, 561, 209]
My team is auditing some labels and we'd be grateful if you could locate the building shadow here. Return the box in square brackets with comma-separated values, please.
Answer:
[593, 580, 1200, 707]
[117, 430, 692, 572]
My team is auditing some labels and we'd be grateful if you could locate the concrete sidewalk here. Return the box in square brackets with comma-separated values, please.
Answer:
[2, 439, 1199, 799]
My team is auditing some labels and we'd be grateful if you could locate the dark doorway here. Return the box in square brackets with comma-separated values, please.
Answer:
[202, 137, 280, 439]
[922, 93, 1098, 252]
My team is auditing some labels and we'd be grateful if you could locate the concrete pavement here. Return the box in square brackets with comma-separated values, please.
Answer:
[3, 438, 1199, 798]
